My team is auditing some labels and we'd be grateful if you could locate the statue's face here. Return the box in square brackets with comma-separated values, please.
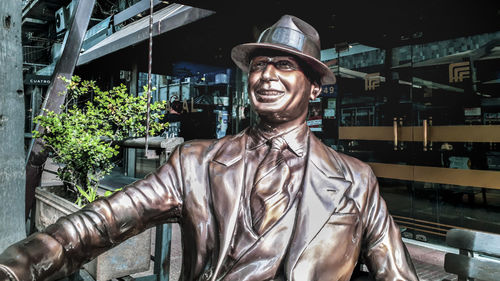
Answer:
[248, 54, 319, 128]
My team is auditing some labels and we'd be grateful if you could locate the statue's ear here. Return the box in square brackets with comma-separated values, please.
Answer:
[309, 82, 321, 100]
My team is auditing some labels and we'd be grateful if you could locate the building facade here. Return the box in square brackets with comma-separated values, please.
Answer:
[21, 0, 500, 248]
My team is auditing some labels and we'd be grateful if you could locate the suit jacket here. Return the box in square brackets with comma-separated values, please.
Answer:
[0, 129, 418, 281]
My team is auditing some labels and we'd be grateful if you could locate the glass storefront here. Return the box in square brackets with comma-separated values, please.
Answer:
[331, 32, 500, 245]
[131, 67, 248, 178]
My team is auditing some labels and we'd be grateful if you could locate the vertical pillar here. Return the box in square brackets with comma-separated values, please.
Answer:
[0, 0, 26, 251]
[30, 86, 43, 131]
[234, 68, 244, 133]
[126, 63, 138, 178]
[226, 69, 233, 134]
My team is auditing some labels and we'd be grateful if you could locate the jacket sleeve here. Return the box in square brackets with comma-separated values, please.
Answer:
[361, 168, 419, 281]
[0, 146, 185, 281]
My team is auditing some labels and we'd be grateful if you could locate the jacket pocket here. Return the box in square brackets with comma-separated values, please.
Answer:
[328, 213, 358, 225]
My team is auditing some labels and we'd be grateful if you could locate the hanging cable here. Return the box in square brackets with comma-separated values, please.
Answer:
[144, 0, 154, 157]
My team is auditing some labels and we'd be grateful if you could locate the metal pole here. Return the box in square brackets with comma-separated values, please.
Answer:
[144, 0, 154, 156]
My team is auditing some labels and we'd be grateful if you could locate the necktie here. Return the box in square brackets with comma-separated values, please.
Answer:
[250, 137, 291, 235]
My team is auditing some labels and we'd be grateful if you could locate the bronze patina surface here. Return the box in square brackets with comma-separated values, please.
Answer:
[0, 15, 418, 281]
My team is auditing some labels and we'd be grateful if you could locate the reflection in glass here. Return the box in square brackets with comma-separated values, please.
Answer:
[335, 32, 500, 245]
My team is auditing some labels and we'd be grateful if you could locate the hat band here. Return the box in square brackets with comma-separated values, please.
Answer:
[257, 26, 320, 60]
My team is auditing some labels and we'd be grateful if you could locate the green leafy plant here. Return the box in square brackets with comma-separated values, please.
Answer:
[33, 76, 168, 206]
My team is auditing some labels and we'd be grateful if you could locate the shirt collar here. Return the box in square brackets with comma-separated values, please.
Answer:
[247, 123, 309, 157]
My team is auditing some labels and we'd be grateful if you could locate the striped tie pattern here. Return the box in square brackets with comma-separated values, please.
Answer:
[250, 137, 291, 235]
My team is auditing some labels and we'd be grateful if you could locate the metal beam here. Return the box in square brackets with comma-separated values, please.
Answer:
[113, 0, 162, 26]
[78, 4, 215, 66]
[22, 0, 40, 18]
[22, 17, 47, 25]
[25, 0, 96, 222]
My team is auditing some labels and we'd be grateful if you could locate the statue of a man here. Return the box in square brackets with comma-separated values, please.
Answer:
[0, 15, 418, 281]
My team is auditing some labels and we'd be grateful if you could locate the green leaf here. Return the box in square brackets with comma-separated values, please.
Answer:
[34, 75, 169, 205]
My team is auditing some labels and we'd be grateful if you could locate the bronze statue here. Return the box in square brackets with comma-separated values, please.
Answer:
[0, 15, 418, 281]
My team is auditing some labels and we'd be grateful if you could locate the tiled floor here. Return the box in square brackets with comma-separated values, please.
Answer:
[413, 259, 456, 281]
[406, 241, 457, 281]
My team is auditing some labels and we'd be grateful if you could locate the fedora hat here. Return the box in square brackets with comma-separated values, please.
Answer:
[231, 15, 335, 85]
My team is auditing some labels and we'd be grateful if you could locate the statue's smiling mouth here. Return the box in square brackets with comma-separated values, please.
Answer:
[256, 89, 284, 96]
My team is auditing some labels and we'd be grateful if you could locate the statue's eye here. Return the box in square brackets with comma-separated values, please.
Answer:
[250, 61, 267, 71]
[275, 60, 296, 70]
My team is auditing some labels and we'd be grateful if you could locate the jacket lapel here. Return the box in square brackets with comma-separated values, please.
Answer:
[285, 134, 352, 280]
[209, 131, 247, 281]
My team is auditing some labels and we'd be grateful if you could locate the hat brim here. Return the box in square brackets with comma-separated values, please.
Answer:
[231, 43, 336, 85]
